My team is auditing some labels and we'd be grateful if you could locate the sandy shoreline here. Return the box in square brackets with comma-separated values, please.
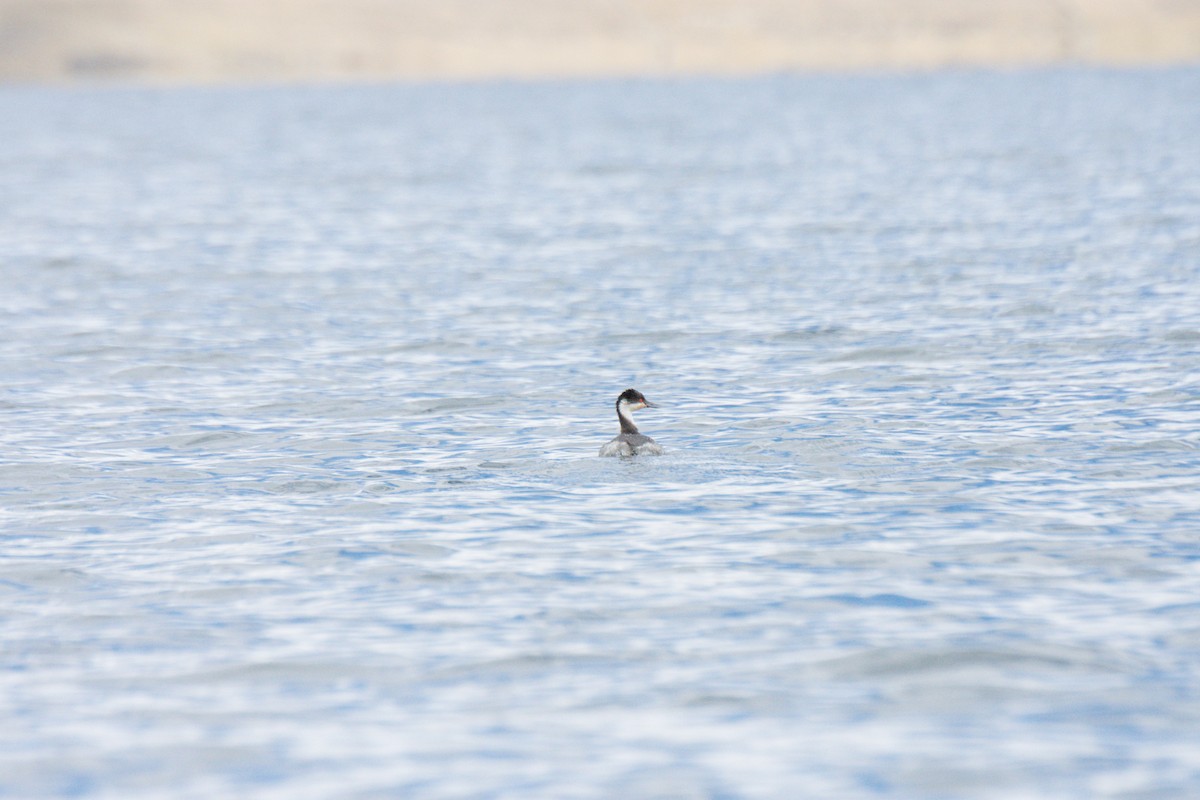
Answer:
[3, 0, 1200, 85]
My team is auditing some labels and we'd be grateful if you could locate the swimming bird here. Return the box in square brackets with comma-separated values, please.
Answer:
[599, 388, 663, 457]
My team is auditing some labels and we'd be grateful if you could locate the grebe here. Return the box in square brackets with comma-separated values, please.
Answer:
[599, 388, 663, 457]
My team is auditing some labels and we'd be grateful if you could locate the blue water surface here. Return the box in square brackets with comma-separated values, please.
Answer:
[1, 67, 1199, 798]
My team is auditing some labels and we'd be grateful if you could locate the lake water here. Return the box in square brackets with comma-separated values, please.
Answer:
[2, 67, 1199, 798]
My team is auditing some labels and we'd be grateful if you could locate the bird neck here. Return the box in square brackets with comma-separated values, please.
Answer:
[617, 401, 639, 434]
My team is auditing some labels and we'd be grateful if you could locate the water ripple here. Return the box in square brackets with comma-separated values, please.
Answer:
[2, 68, 1199, 799]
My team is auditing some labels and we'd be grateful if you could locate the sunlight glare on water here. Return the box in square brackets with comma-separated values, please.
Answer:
[1, 68, 1199, 798]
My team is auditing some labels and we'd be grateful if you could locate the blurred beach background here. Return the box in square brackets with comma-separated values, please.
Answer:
[3, 0, 1200, 84]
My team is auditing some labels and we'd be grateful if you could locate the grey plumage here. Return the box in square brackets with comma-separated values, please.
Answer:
[599, 432, 663, 457]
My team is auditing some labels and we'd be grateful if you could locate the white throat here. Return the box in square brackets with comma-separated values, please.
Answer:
[617, 399, 642, 434]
